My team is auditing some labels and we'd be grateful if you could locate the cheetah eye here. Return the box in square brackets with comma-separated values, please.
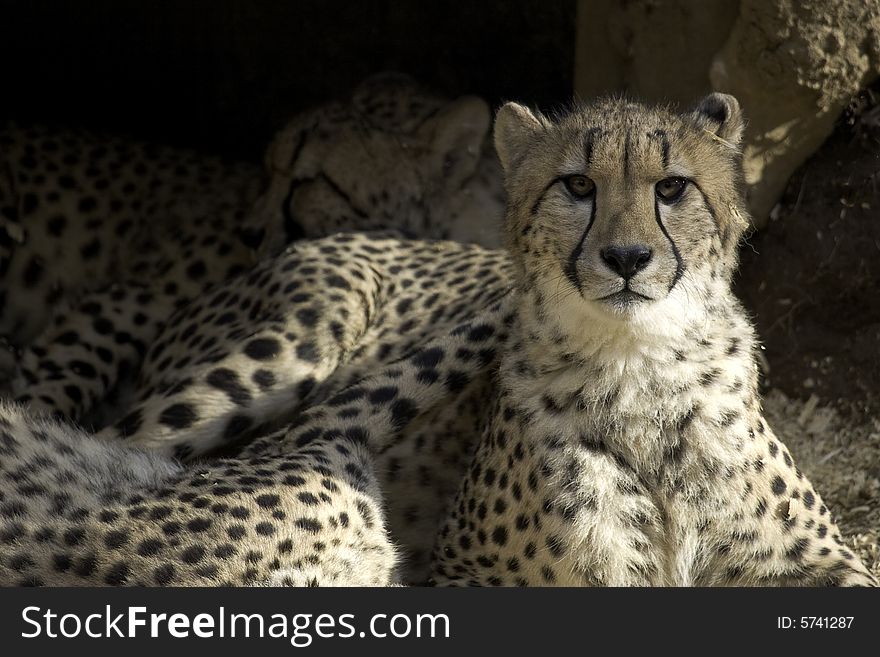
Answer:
[655, 177, 688, 203]
[562, 175, 596, 199]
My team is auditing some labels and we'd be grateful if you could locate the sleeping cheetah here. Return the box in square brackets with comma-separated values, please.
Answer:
[4, 75, 506, 582]
[0, 74, 501, 358]
[429, 94, 877, 586]
[8, 75, 503, 424]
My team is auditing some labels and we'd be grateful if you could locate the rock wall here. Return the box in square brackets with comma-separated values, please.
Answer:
[575, 0, 880, 228]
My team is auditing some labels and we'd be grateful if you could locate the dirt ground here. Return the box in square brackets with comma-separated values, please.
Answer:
[736, 84, 880, 578]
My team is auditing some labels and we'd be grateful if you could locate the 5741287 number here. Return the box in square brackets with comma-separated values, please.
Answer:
[777, 617, 854, 629]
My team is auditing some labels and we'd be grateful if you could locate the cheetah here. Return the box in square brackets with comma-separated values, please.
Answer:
[429, 94, 878, 586]
[62, 232, 511, 581]
[7, 75, 503, 424]
[4, 75, 506, 582]
[0, 398, 395, 587]
[0, 296, 514, 586]
[0, 74, 501, 357]
[0, 121, 263, 348]
[6, 91, 868, 588]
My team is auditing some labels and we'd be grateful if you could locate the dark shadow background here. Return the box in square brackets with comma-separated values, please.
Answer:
[1, 0, 575, 159]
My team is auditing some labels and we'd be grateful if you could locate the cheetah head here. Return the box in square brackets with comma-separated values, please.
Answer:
[245, 74, 502, 255]
[495, 94, 750, 334]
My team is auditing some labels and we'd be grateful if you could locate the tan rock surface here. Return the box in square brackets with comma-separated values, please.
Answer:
[575, 0, 880, 228]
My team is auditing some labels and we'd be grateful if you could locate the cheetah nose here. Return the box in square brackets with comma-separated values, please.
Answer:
[600, 245, 653, 279]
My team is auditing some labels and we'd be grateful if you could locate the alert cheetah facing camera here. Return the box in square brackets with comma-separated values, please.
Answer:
[430, 94, 877, 586]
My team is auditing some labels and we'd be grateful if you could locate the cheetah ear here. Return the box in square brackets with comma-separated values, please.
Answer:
[419, 96, 491, 188]
[494, 102, 548, 173]
[691, 93, 744, 148]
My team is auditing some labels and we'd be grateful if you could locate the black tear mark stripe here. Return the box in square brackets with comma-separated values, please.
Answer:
[559, 126, 602, 290]
[288, 130, 308, 169]
[412, 106, 442, 131]
[564, 196, 598, 293]
[279, 129, 311, 242]
[623, 131, 631, 178]
[531, 127, 603, 216]
[282, 177, 307, 242]
[653, 200, 684, 291]
[318, 173, 369, 219]
[647, 129, 670, 169]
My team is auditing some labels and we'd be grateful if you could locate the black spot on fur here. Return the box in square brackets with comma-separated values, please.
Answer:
[137, 538, 165, 557]
[295, 518, 323, 533]
[104, 561, 131, 585]
[368, 386, 398, 405]
[252, 369, 276, 390]
[154, 564, 176, 585]
[113, 409, 143, 437]
[771, 476, 787, 496]
[244, 338, 282, 361]
[492, 526, 508, 546]
[186, 261, 207, 280]
[206, 368, 253, 406]
[296, 341, 320, 363]
[159, 404, 197, 429]
[180, 545, 206, 564]
[412, 347, 444, 369]
[23, 257, 44, 287]
[296, 307, 319, 327]
[390, 398, 418, 431]
[223, 414, 253, 441]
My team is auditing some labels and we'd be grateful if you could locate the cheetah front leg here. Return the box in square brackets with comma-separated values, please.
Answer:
[11, 282, 173, 421]
[703, 425, 877, 587]
[430, 410, 667, 587]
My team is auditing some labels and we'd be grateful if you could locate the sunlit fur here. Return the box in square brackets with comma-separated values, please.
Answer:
[430, 95, 877, 587]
